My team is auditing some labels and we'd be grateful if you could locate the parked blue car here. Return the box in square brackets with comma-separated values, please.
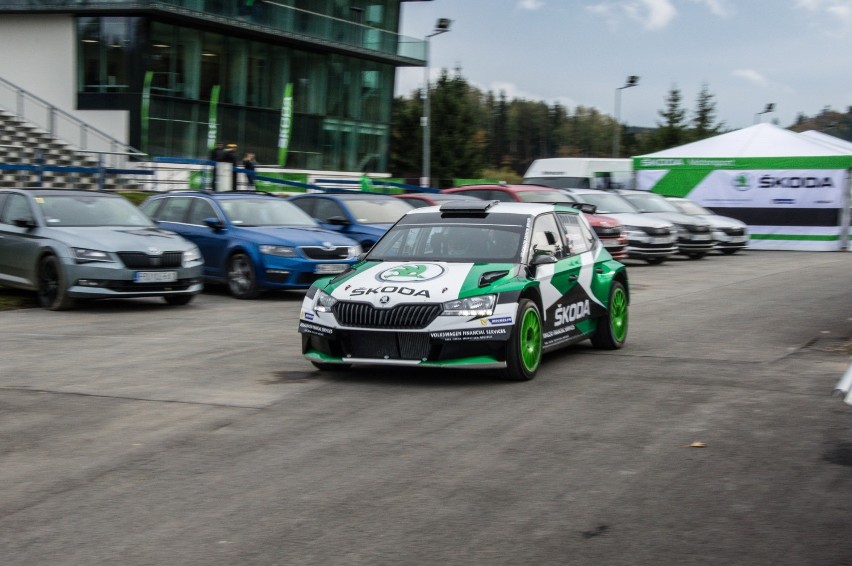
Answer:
[287, 192, 414, 251]
[139, 191, 361, 299]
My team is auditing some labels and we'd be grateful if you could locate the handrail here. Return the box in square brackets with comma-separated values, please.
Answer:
[0, 75, 145, 168]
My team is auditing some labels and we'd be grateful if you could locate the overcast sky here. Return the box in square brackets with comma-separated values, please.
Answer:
[395, 0, 852, 131]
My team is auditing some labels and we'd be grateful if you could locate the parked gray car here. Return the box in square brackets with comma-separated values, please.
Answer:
[0, 189, 203, 310]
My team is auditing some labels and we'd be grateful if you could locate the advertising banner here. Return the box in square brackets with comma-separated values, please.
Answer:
[277, 82, 293, 167]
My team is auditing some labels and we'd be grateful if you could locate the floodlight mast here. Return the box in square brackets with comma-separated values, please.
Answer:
[612, 75, 640, 158]
[421, 18, 452, 188]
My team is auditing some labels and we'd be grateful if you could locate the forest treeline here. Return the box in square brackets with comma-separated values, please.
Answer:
[389, 68, 852, 187]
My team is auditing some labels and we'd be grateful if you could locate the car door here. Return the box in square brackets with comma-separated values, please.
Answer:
[183, 197, 230, 278]
[0, 193, 40, 284]
[529, 212, 594, 348]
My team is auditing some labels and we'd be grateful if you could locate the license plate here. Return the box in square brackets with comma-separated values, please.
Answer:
[315, 263, 347, 275]
[730, 236, 747, 242]
[651, 237, 672, 244]
[693, 234, 712, 241]
[135, 271, 177, 283]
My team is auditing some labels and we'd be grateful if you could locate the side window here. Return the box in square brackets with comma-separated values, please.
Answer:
[313, 199, 345, 223]
[490, 190, 515, 202]
[187, 199, 218, 225]
[528, 213, 563, 261]
[557, 213, 591, 256]
[291, 198, 315, 216]
[138, 198, 162, 218]
[155, 197, 192, 223]
[1, 194, 34, 225]
[0, 193, 8, 219]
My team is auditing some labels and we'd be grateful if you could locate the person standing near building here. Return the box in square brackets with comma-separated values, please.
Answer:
[242, 152, 257, 190]
[209, 142, 225, 190]
[223, 143, 239, 190]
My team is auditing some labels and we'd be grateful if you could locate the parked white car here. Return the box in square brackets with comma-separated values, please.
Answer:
[666, 197, 749, 255]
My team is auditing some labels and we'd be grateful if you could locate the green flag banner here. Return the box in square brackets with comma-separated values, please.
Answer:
[278, 83, 293, 167]
[207, 85, 220, 152]
[141, 71, 153, 153]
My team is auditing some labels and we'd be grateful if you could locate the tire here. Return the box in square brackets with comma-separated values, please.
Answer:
[37, 255, 75, 311]
[311, 361, 352, 371]
[226, 252, 260, 299]
[645, 257, 666, 265]
[591, 281, 628, 350]
[721, 248, 739, 255]
[686, 252, 706, 259]
[502, 298, 543, 381]
[163, 294, 194, 306]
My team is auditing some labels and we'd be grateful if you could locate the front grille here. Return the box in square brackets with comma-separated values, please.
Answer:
[118, 251, 183, 268]
[103, 279, 195, 292]
[723, 227, 745, 236]
[333, 302, 442, 329]
[343, 331, 431, 360]
[642, 226, 671, 236]
[685, 224, 711, 234]
[594, 227, 622, 237]
[301, 246, 351, 260]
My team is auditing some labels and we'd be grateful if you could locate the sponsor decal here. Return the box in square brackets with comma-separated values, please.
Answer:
[543, 325, 575, 340]
[772, 198, 797, 205]
[640, 158, 685, 167]
[554, 299, 591, 327]
[733, 173, 753, 191]
[488, 316, 513, 325]
[299, 321, 333, 336]
[350, 285, 431, 298]
[430, 328, 509, 342]
[377, 263, 445, 283]
[758, 175, 834, 189]
[303, 312, 314, 321]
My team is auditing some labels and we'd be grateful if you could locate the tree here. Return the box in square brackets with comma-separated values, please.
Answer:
[690, 83, 723, 141]
[655, 86, 688, 149]
[388, 93, 423, 182]
[428, 68, 482, 186]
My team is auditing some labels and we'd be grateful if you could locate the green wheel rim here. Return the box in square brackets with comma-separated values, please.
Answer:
[610, 287, 628, 342]
[520, 306, 542, 372]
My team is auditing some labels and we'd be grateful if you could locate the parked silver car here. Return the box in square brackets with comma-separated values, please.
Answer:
[0, 189, 203, 310]
[665, 197, 749, 254]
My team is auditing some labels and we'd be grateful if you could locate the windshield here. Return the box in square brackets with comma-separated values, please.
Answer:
[219, 198, 318, 227]
[671, 199, 711, 215]
[38, 195, 155, 227]
[516, 190, 575, 203]
[574, 193, 638, 214]
[346, 198, 413, 224]
[620, 193, 680, 213]
[368, 222, 525, 263]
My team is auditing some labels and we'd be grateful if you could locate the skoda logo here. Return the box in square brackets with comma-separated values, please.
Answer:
[377, 263, 445, 283]
[147, 246, 162, 255]
[732, 173, 753, 192]
[322, 241, 334, 250]
[379, 295, 391, 305]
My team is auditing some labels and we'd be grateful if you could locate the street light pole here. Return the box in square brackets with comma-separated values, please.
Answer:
[754, 103, 775, 124]
[421, 18, 451, 188]
[612, 75, 639, 158]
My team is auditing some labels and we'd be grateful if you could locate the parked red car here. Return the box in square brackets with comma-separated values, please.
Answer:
[441, 184, 627, 260]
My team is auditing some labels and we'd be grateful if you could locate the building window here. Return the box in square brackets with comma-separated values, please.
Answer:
[77, 17, 137, 93]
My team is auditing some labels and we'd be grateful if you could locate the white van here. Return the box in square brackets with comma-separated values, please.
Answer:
[522, 158, 633, 190]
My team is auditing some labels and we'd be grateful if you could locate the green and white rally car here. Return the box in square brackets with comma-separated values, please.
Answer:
[298, 200, 629, 380]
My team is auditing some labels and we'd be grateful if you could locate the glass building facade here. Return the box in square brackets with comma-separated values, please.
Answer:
[2, 1, 427, 172]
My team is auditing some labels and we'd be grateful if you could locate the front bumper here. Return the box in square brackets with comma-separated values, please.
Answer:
[64, 259, 203, 299]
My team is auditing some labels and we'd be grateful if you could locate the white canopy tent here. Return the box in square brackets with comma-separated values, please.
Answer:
[634, 124, 852, 251]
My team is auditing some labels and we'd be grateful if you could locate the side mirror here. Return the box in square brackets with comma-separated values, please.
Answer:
[204, 217, 225, 231]
[326, 215, 350, 226]
[13, 218, 36, 229]
[530, 253, 557, 267]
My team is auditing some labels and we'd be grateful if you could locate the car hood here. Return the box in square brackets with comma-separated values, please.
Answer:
[696, 214, 747, 229]
[48, 226, 194, 252]
[637, 211, 710, 228]
[238, 226, 358, 247]
[588, 211, 673, 229]
[323, 260, 507, 308]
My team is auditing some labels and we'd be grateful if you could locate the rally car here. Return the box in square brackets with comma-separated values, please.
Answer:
[298, 200, 629, 381]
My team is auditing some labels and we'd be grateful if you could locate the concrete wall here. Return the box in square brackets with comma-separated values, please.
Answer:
[0, 15, 129, 145]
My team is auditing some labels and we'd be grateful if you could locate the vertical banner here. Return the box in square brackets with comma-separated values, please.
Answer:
[278, 82, 294, 167]
[207, 85, 220, 152]
[140, 71, 153, 153]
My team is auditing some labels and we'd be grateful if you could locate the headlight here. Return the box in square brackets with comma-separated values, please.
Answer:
[314, 290, 337, 313]
[183, 246, 202, 265]
[73, 248, 114, 263]
[442, 294, 496, 316]
[260, 245, 297, 257]
[348, 245, 363, 259]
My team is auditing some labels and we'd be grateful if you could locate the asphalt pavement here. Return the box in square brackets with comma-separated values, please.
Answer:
[0, 250, 850, 565]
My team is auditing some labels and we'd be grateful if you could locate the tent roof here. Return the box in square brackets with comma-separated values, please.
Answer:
[636, 123, 852, 158]
[800, 130, 852, 152]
